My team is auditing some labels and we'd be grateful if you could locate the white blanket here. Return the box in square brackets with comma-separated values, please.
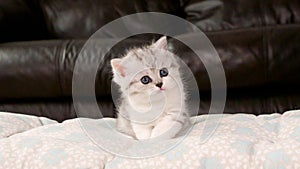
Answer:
[1, 110, 300, 169]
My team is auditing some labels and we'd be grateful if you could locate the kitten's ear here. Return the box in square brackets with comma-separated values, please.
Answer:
[111, 58, 125, 77]
[151, 36, 168, 50]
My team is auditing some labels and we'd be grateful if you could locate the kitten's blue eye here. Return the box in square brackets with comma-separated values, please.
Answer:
[160, 68, 168, 77]
[140, 76, 152, 85]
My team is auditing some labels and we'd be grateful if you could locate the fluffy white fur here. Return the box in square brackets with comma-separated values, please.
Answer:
[111, 36, 190, 140]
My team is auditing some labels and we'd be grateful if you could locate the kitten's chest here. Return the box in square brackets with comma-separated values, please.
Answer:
[125, 90, 183, 125]
[129, 90, 181, 111]
[125, 95, 165, 123]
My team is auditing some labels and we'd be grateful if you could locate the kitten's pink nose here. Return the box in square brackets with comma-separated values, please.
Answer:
[155, 82, 163, 88]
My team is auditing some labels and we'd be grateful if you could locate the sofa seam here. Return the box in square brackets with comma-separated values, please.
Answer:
[55, 41, 67, 98]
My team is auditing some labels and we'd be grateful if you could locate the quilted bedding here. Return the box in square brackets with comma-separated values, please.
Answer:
[1, 110, 300, 169]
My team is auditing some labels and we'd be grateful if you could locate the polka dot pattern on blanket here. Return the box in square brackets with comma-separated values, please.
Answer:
[1, 110, 300, 168]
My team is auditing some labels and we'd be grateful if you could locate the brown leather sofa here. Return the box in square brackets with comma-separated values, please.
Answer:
[0, 0, 299, 122]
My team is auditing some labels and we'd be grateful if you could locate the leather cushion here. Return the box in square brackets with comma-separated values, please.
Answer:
[184, 0, 300, 31]
[39, 0, 183, 39]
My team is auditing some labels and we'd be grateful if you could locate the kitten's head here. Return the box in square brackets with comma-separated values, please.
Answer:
[111, 36, 182, 98]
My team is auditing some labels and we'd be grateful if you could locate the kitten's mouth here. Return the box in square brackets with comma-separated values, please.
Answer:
[159, 88, 165, 91]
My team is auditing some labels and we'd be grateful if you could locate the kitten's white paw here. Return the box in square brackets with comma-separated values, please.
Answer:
[135, 133, 151, 140]
[150, 128, 174, 139]
[150, 118, 184, 140]
[132, 124, 152, 140]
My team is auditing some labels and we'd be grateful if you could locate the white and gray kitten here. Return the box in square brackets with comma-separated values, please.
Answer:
[111, 36, 190, 140]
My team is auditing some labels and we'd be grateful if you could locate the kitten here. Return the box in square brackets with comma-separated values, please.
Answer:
[111, 36, 190, 140]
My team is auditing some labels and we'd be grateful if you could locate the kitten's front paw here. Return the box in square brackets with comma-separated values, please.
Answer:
[150, 129, 174, 140]
[150, 119, 185, 140]
[135, 133, 151, 140]
[150, 130, 161, 138]
[132, 125, 152, 140]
